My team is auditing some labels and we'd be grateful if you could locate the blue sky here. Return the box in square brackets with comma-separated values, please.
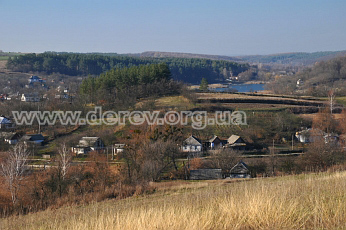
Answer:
[1, 0, 346, 55]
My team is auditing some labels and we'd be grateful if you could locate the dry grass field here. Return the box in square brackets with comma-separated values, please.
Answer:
[337, 97, 346, 106]
[0, 60, 7, 70]
[1, 171, 345, 230]
[299, 113, 345, 121]
[155, 95, 193, 109]
[197, 92, 324, 103]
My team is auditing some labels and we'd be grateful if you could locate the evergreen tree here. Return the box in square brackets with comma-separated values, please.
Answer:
[199, 78, 209, 91]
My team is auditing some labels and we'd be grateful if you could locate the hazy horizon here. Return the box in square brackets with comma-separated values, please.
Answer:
[2, 49, 345, 58]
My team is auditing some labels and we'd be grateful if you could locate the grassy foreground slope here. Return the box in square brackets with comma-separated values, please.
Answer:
[1, 171, 346, 230]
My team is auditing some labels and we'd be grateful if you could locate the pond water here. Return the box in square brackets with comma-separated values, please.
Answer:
[211, 83, 265, 93]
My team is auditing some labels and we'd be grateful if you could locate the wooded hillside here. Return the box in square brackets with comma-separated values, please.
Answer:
[268, 56, 346, 96]
[6, 52, 249, 84]
[134, 50, 346, 66]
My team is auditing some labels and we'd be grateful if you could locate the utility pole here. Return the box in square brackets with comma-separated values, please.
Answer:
[106, 146, 108, 162]
[271, 139, 275, 176]
[291, 135, 294, 151]
[38, 103, 41, 134]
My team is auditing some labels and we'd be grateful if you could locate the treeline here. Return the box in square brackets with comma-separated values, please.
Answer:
[6, 52, 249, 84]
[6, 52, 148, 76]
[268, 56, 346, 96]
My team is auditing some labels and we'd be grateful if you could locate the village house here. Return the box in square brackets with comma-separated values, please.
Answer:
[227, 135, 247, 150]
[295, 128, 339, 144]
[4, 132, 21, 145]
[0, 115, 16, 130]
[296, 79, 303, 86]
[55, 93, 71, 99]
[182, 135, 203, 152]
[0, 94, 8, 101]
[6, 92, 20, 101]
[229, 76, 239, 81]
[21, 93, 40, 102]
[205, 135, 224, 150]
[21, 134, 45, 145]
[56, 86, 69, 93]
[296, 128, 323, 143]
[28, 75, 45, 84]
[72, 137, 105, 155]
[229, 161, 251, 178]
[55, 86, 72, 100]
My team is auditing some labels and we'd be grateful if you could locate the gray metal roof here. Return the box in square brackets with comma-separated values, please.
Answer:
[184, 135, 202, 145]
[0, 116, 12, 124]
[22, 134, 44, 141]
[230, 161, 249, 174]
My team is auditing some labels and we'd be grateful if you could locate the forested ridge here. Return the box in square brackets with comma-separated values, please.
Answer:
[6, 52, 249, 84]
[131, 50, 346, 66]
[239, 51, 346, 66]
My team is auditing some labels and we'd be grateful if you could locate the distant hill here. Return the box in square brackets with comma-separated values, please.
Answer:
[238, 51, 346, 66]
[135, 51, 242, 62]
[135, 50, 346, 66]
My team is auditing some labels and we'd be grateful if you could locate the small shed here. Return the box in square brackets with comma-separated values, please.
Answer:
[113, 143, 125, 154]
[230, 161, 251, 178]
[189, 169, 222, 180]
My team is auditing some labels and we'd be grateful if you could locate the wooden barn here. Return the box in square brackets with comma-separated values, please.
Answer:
[230, 161, 251, 178]
[189, 169, 223, 180]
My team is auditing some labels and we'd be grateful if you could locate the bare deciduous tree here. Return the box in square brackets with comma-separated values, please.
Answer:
[1, 143, 30, 205]
[140, 140, 180, 182]
[328, 90, 336, 114]
[208, 148, 240, 177]
[57, 143, 72, 180]
[121, 139, 180, 183]
[300, 141, 344, 171]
